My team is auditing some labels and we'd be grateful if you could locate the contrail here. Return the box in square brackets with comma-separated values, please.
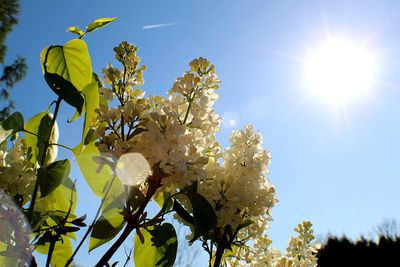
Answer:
[142, 22, 176, 29]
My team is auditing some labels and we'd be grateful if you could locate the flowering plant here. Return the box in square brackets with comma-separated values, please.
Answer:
[0, 18, 319, 267]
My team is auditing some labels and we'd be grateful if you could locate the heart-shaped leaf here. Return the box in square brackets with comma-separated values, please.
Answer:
[41, 39, 92, 113]
[38, 159, 71, 198]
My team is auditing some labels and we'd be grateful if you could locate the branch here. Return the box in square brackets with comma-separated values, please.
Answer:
[28, 96, 62, 223]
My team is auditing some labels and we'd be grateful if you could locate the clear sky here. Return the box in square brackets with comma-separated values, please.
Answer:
[6, 0, 400, 265]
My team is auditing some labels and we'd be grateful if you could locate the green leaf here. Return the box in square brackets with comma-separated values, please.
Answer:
[83, 128, 96, 145]
[71, 214, 87, 227]
[24, 112, 58, 166]
[45, 73, 85, 114]
[182, 183, 217, 242]
[86, 17, 116, 33]
[41, 39, 92, 113]
[0, 240, 29, 267]
[89, 194, 126, 251]
[134, 223, 178, 267]
[153, 191, 172, 210]
[67, 26, 84, 36]
[38, 159, 71, 198]
[35, 236, 73, 266]
[0, 254, 18, 267]
[80, 80, 99, 146]
[35, 178, 77, 214]
[67, 74, 99, 125]
[1, 112, 24, 131]
[172, 200, 194, 225]
[191, 193, 217, 241]
[25, 112, 47, 164]
[41, 39, 92, 91]
[92, 72, 105, 89]
[0, 112, 24, 143]
[73, 142, 122, 197]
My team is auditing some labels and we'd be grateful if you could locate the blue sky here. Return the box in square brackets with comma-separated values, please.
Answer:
[5, 0, 400, 265]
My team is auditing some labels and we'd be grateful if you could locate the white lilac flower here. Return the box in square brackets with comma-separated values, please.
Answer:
[0, 138, 35, 202]
[90, 41, 319, 267]
[225, 221, 319, 267]
[93, 45, 221, 194]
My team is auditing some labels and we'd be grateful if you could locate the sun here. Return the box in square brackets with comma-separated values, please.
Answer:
[304, 39, 376, 106]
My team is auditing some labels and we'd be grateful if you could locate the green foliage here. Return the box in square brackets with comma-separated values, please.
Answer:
[38, 159, 71, 198]
[24, 111, 58, 166]
[86, 17, 116, 33]
[33, 178, 77, 266]
[45, 73, 85, 114]
[154, 191, 172, 209]
[66, 26, 84, 36]
[41, 39, 92, 91]
[24, 112, 47, 163]
[35, 177, 77, 214]
[0, 111, 23, 143]
[73, 142, 122, 197]
[0, 16, 286, 267]
[182, 183, 217, 242]
[0, 253, 17, 267]
[134, 223, 178, 267]
[71, 79, 99, 147]
[35, 236, 73, 266]
[89, 193, 125, 251]
[89, 209, 126, 251]
[40, 39, 92, 114]
[67, 17, 116, 39]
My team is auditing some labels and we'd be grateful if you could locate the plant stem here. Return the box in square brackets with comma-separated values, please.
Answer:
[23, 130, 46, 142]
[182, 91, 196, 124]
[48, 143, 73, 151]
[28, 96, 62, 223]
[95, 175, 161, 267]
[122, 249, 132, 267]
[65, 175, 117, 267]
[45, 238, 56, 267]
[213, 243, 225, 267]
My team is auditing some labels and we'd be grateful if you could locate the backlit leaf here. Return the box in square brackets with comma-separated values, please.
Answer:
[41, 39, 92, 113]
[86, 17, 116, 33]
[38, 159, 71, 198]
[41, 39, 92, 91]
[134, 223, 177, 267]
[24, 112, 58, 166]
[89, 193, 125, 251]
[0, 112, 24, 143]
[67, 26, 84, 36]
[35, 236, 73, 266]
[35, 178, 77, 214]
[73, 142, 122, 197]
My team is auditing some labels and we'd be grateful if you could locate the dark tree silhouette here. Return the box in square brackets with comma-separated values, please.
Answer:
[0, 0, 27, 121]
[317, 234, 400, 266]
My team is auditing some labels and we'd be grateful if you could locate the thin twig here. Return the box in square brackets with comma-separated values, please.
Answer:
[122, 247, 132, 267]
[95, 173, 162, 267]
[65, 174, 118, 267]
